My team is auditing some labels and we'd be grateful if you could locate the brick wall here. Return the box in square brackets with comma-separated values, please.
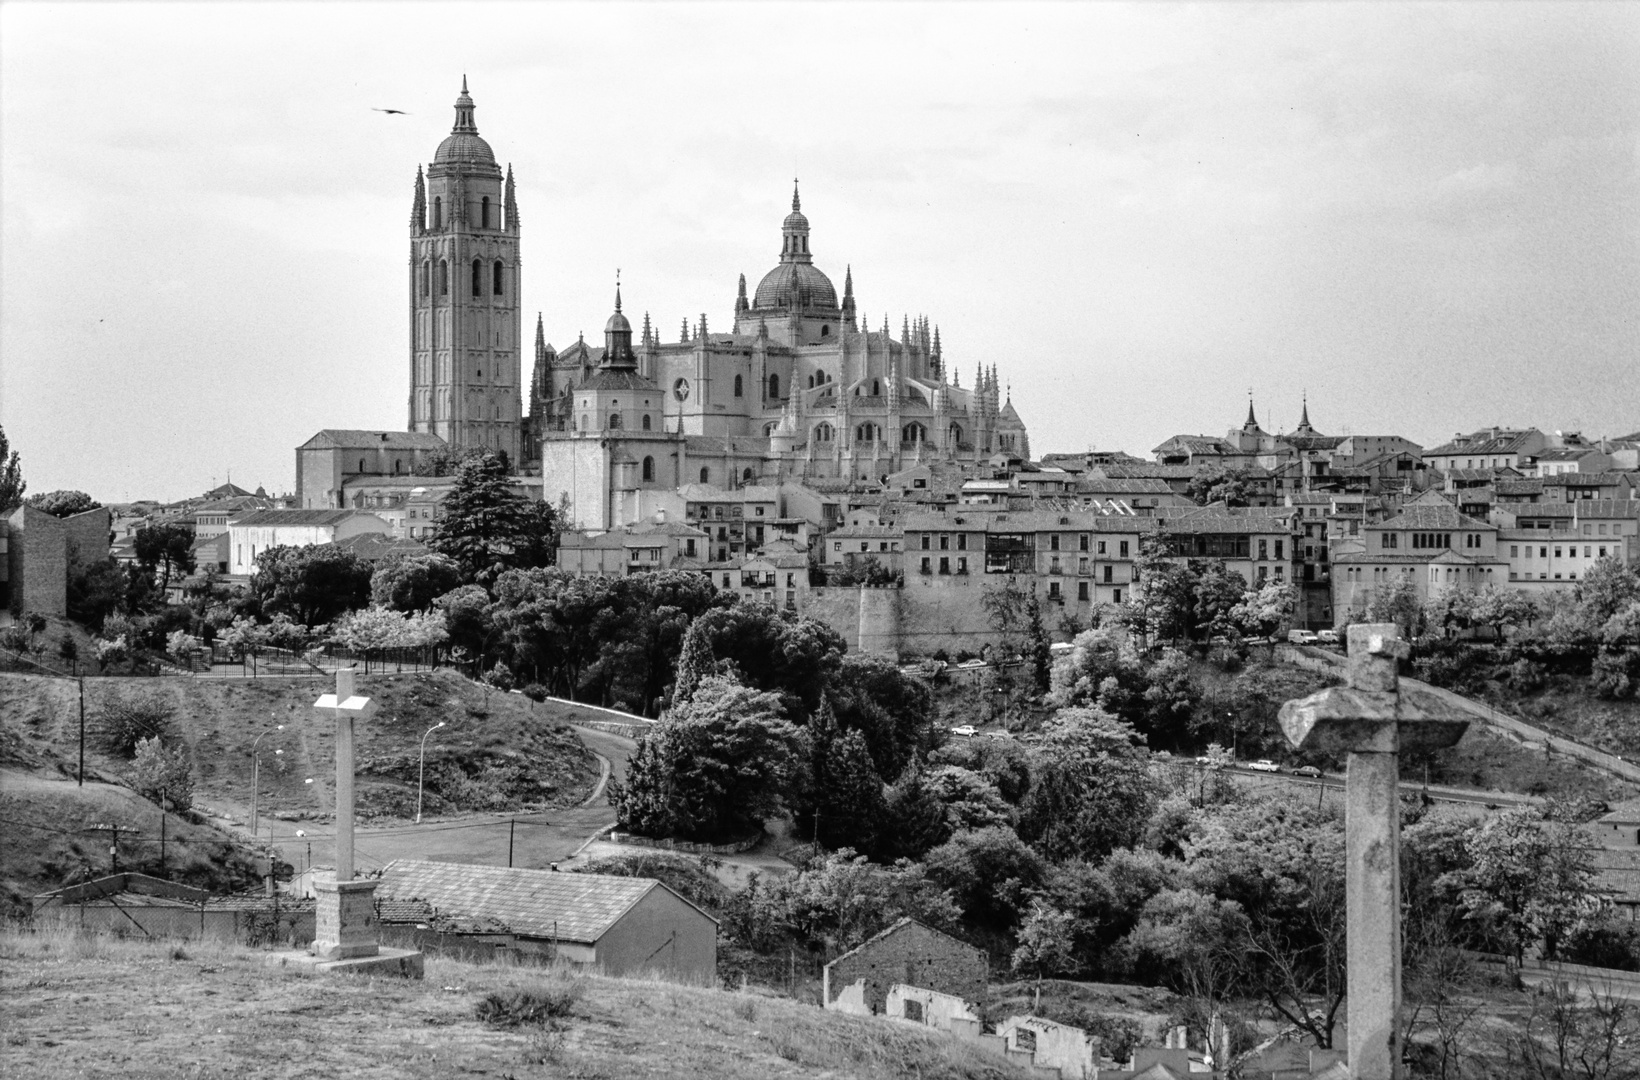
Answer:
[61, 507, 111, 572]
[7, 505, 67, 617]
[823, 920, 987, 1014]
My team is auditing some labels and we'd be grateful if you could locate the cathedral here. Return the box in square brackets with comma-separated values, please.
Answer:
[407, 81, 1029, 529]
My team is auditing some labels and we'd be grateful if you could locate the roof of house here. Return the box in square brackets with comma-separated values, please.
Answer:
[1543, 472, 1635, 487]
[1097, 464, 1201, 480]
[298, 430, 450, 451]
[1496, 478, 1545, 497]
[1424, 428, 1542, 457]
[1077, 477, 1175, 494]
[229, 509, 370, 528]
[1377, 502, 1495, 531]
[377, 860, 715, 944]
[331, 533, 425, 561]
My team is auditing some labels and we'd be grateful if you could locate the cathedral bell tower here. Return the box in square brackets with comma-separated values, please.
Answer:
[408, 78, 522, 464]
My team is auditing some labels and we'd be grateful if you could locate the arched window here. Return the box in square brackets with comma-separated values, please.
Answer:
[764, 422, 779, 436]
[734, 374, 743, 397]
[358, 458, 366, 472]
[420, 261, 430, 296]
[642, 456, 654, 481]
[493, 261, 504, 295]
[471, 259, 483, 297]
[700, 467, 710, 484]
[579, 414, 587, 431]
[814, 422, 835, 442]
[393, 459, 402, 474]
[807, 375, 814, 389]
[821, 326, 830, 337]
[949, 423, 964, 445]
[432, 197, 442, 229]
[609, 413, 623, 429]
[768, 373, 780, 399]
[481, 196, 491, 229]
[873, 379, 881, 395]
[641, 414, 652, 430]
[438, 260, 449, 295]
[903, 422, 925, 444]
[743, 468, 754, 483]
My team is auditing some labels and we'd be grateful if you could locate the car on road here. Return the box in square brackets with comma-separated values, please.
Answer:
[1248, 759, 1282, 772]
[1316, 629, 1340, 644]
[1287, 629, 1320, 645]
[1291, 765, 1322, 778]
[949, 724, 978, 738]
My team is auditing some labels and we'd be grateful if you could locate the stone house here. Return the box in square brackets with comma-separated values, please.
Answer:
[822, 918, 986, 1016]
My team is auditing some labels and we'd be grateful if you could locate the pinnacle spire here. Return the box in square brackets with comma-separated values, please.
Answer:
[1298, 392, 1312, 431]
[452, 78, 478, 133]
[535, 312, 544, 347]
[1246, 394, 1258, 429]
[614, 270, 622, 314]
[792, 178, 801, 213]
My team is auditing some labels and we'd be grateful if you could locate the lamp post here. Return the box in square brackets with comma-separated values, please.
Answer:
[250, 724, 284, 840]
[416, 721, 445, 824]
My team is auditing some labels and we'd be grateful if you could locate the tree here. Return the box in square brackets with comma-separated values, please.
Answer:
[1193, 562, 1249, 641]
[134, 521, 196, 595]
[1126, 538, 1197, 645]
[878, 764, 954, 861]
[728, 848, 959, 955]
[610, 675, 800, 841]
[1230, 580, 1298, 641]
[1187, 466, 1253, 508]
[57, 635, 80, 676]
[827, 652, 937, 782]
[1360, 575, 1425, 640]
[1013, 898, 1081, 1008]
[251, 544, 372, 627]
[798, 696, 887, 854]
[926, 766, 1013, 832]
[924, 826, 1047, 930]
[94, 695, 177, 758]
[429, 452, 556, 581]
[370, 552, 463, 612]
[1118, 887, 1250, 1007]
[26, 489, 100, 517]
[669, 603, 845, 719]
[129, 735, 194, 810]
[1018, 707, 1156, 863]
[1579, 557, 1640, 628]
[0, 423, 24, 512]
[1469, 584, 1538, 641]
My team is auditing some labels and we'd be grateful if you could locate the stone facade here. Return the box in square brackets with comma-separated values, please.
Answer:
[822, 918, 987, 1016]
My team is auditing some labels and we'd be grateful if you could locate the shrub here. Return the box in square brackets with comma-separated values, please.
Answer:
[94, 696, 178, 758]
[129, 735, 193, 810]
[1509, 658, 1548, 693]
[474, 982, 582, 1028]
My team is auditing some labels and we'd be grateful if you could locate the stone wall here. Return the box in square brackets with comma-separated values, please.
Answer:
[61, 507, 111, 572]
[803, 586, 863, 650]
[822, 919, 987, 1015]
[7, 505, 66, 617]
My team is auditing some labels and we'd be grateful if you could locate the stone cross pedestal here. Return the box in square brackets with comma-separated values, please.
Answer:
[1278, 624, 1469, 1080]
[311, 668, 380, 962]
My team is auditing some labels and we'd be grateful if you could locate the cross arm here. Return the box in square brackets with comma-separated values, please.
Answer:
[1279, 687, 1469, 754]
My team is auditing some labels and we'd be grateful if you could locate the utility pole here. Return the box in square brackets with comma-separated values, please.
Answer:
[78, 678, 86, 787]
[159, 790, 167, 878]
[508, 818, 516, 868]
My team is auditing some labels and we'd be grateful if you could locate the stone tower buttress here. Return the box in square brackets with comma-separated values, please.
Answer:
[409, 79, 522, 464]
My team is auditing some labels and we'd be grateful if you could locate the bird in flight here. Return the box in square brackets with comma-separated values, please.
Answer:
[372, 107, 409, 115]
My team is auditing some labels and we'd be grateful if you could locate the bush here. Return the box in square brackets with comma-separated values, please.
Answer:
[94, 696, 178, 758]
[129, 735, 193, 810]
[1509, 658, 1548, 693]
[474, 982, 582, 1028]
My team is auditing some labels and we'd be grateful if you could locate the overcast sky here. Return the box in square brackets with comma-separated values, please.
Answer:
[3, 2, 1636, 503]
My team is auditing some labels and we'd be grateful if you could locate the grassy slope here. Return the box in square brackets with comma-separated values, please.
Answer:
[0, 669, 600, 823]
[1503, 674, 1640, 760]
[0, 929, 1038, 1080]
[0, 769, 263, 917]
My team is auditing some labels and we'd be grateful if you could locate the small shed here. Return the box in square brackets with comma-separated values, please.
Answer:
[32, 873, 314, 946]
[375, 860, 717, 982]
[822, 917, 987, 1015]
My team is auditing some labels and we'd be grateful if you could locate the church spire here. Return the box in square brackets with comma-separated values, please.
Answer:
[641, 310, 652, 347]
[736, 272, 750, 315]
[792, 178, 801, 213]
[1297, 393, 1313, 432]
[841, 264, 856, 326]
[1245, 394, 1259, 430]
[452, 76, 478, 134]
[411, 165, 426, 232]
[504, 164, 518, 229]
[534, 312, 544, 349]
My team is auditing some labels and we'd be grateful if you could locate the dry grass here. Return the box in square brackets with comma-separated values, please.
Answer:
[0, 925, 1037, 1079]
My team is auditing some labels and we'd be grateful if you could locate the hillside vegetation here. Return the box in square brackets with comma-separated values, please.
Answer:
[0, 927, 1037, 1080]
[0, 669, 600, 824]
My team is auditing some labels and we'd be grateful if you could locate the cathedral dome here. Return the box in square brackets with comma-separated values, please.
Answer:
[753, 261, 838, 310]
[434, 132, 496, 166]
[605, 308, 632, 335]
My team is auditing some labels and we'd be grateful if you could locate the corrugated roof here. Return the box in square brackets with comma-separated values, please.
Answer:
[376, 859, 714, 943]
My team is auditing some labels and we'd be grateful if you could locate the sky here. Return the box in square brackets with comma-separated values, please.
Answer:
[2, 1, 1637, 503]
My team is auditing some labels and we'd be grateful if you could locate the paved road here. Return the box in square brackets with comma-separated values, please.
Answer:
[1156, 757, 1538, 810]
[263, 725, 636, 876]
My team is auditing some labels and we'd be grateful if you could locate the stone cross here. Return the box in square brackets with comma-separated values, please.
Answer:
[311, 667, 380, 960]
[1277, 624, 1469, 1080]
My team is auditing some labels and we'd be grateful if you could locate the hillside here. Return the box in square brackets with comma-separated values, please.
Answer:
[0, 670, 601, 824]
[0, 769, 262, 916]
[0, 928, 1038, 1080]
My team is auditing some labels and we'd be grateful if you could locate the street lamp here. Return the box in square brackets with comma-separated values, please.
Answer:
[416, 721, 446, 824]
[250, 725, 284, 839]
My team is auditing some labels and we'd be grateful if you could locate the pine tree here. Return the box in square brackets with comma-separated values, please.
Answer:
[429, 451, 554, 581]
[818, 726, 885, 854]
[671, 621, 717, 706]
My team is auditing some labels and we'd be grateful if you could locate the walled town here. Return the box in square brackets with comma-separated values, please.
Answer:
[5, 18, 1640, 1080]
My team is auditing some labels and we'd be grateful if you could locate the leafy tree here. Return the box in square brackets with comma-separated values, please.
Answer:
[581, 571, 729, 713]
[1117, 887, 1250, 1005]
[877, 764, 953, 861]
[1592, 599, 1640, 699]
[0, 423, 23, 512]
[251, 544, 372, 627]
[1469, 584, 1538, 641]
[57, 635, 80, 675]
[1013, 898, 1081, 1007]
[129, 735, 193, 809]
[671, 603, 845, 719]
[26, 489, 101, 517]
[429, 452, 556, 581]
[926, 765, 1013, 832]
[798, 697, 886, 854]
[924, 825, 1047, 930]
[826, 652, 936, 782]
[672, 615, 719, 705]
[1187, 465, 1253, 508]
[134, 521, 196, 595]
[1193, 562, 1248, 640]
[1579, 557, 1640, 628]
[328, 606, 448, 665]
[1126, 538, 1197, 645]
[1359, 576, 1425, 640]
[94, 636, 131, 673]
[1230, 580, 1297, 641]
[1018, 707, 1156, 862]
[1141, 647, 1200, 751]
[370, 552, 463, 612]
[610, 675, 800, 841]
[929, 734, 1032, 805]
[829, 555, 899, 587]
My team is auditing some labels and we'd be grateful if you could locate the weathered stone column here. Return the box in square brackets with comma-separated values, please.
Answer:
[311, 668, 380, 962]
[1278, 624, 1469, 1080]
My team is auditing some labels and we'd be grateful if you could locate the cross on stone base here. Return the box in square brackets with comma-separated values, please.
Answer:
[1278, 624, 1469, 1080]
[311, 668, 381, 961]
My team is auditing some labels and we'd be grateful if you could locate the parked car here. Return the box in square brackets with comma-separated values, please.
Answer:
[949, 724, 978, 738]
[1291, 765, 1322, 778]
[1287, 630, 1320, 645]
[1248, 759, 1281, 773]
[1316, 629, 1340, 644]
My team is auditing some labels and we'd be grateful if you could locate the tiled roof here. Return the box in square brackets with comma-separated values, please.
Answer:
[826, 917, 982, 969]
[299, 430, 449, 451]
[1077, 477, 1174, 494]
[230, 509, 368, 527]
[331, 534, 425, 561]
[1097, 464, 1200, 480]
[376, 898, 436, 923]
[1544, 472, 1634, 487]
[1425, 429, 1541, 457]
[831, 525, 902, 538]
[1378, 503, 1495, 531]
[377, 859, 714, 944]
[1497, 478, 1544, 496]
[581, 370, 658, 392]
